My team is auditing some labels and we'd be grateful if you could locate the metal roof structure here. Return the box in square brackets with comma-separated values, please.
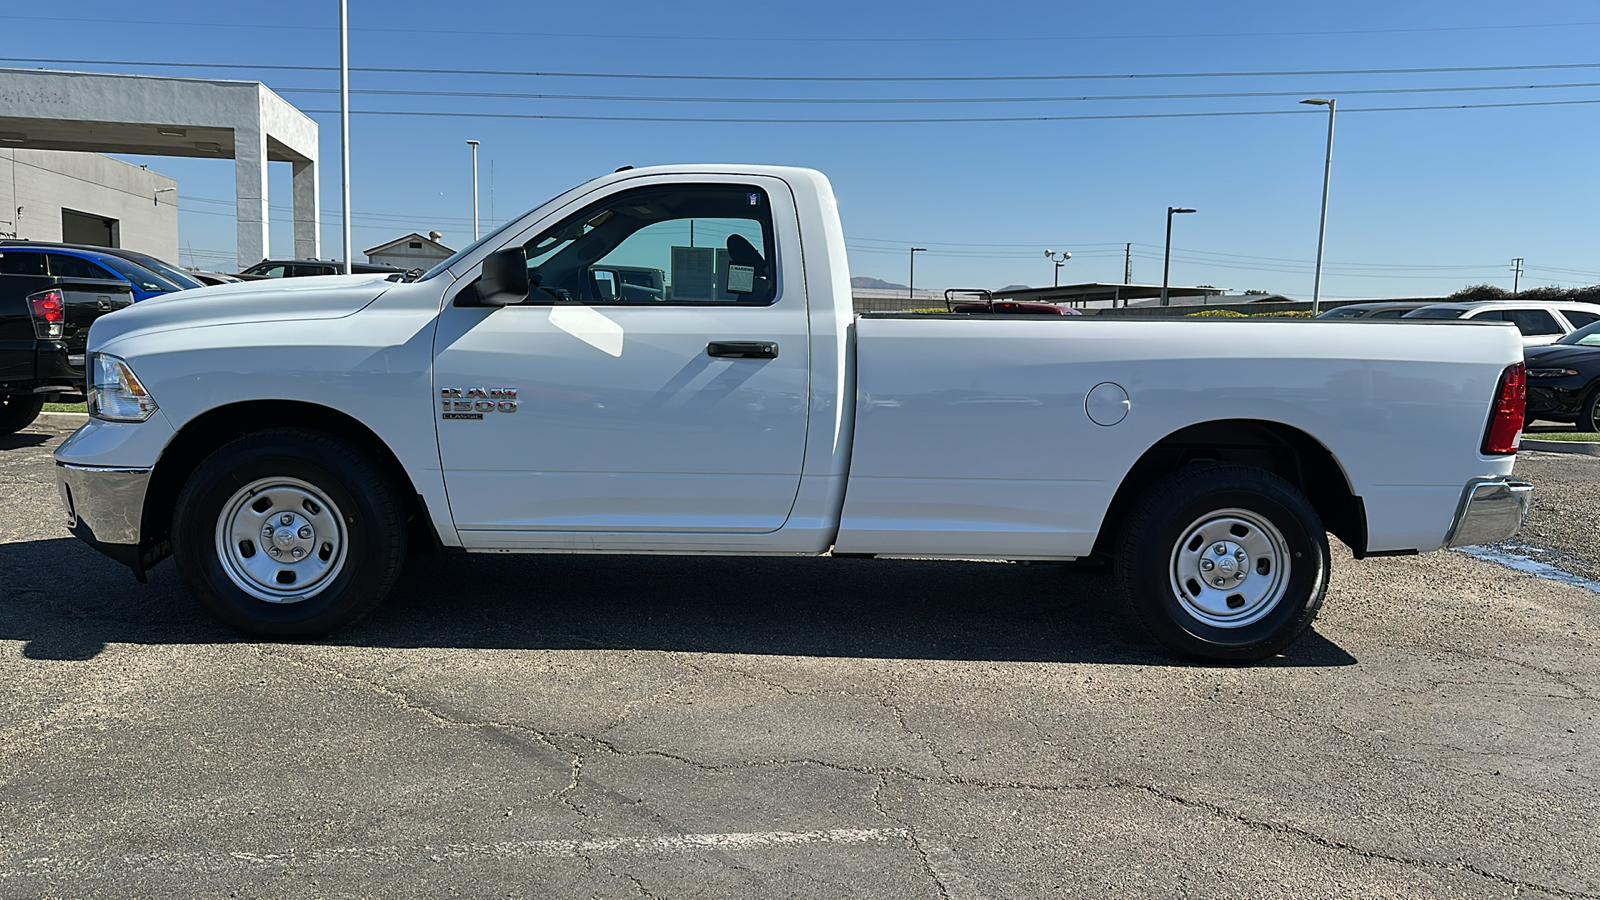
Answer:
[990, 283, 1227, 308]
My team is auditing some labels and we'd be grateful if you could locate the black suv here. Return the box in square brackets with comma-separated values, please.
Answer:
[237, 259, 406, 280]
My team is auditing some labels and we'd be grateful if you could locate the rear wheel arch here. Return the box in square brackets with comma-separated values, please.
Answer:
[1090, 419, 1366, 560]
[141, 401, 435, 562]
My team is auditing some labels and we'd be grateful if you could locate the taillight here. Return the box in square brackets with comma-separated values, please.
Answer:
[28, 289, 65, 340]
[1482, 362, 1526, 455]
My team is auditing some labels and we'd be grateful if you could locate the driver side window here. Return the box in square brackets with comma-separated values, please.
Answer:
[520, 184, 778, 306]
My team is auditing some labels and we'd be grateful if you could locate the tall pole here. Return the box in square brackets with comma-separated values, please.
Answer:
[339, 0, 352, 274]
[466, 140, 480, 240]
[909, 247, 926, 300]
[1124, 242, 1132, 285]
[1511, 257, 1524, 294]
[1162, 207, 1195, 307]
[1302, 98, 1336, 315]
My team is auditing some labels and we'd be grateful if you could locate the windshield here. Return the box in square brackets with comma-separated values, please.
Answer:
[1558, 320, 1600, 346]
[98, 256, 182, 293]
[125, 254, 204, 290]
[1404, 307, 1467, 319]
[419, 216, 524, 281]
[1319, 307, 1368, 318]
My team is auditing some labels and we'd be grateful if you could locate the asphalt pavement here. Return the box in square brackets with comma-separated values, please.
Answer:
[1, 415, 1595, 899]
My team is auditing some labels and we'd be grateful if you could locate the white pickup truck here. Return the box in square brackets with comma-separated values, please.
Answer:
[55, 165, 1533, 662]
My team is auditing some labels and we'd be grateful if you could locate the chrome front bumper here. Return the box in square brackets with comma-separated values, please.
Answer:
[57, 463, 152, 568]
[1444, 478, 1534, 548]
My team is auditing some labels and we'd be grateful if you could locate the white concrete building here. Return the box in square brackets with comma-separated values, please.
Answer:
[365, 231, 453, 269]
[0, 67, 320, 266]
[0, 149, 178, 259]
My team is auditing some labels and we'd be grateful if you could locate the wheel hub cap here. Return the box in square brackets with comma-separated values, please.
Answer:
[215, 477, 348, 604]
[1169, 508, 1292, 629]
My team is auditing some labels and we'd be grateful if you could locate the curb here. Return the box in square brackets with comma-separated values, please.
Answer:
[1522, 438, 1600, 457]
[38, 411, 89, 418]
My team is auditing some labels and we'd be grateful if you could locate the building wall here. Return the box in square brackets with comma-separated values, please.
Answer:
[0, 148, 178, 260]
[367, 244, 453, 268]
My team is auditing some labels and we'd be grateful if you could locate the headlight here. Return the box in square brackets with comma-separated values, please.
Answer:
[88, 354, 159, 422]
[1526, 367, 1579, 379]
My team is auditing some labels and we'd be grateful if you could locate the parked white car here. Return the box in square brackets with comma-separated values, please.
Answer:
[1402, 300, 1600, 347]
[56, 165, 1533, 662]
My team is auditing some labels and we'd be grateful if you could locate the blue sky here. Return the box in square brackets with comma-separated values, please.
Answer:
[3, 0, 1596, 298]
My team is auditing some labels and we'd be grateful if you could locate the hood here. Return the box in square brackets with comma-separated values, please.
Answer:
[1524, 344, 1600, 368]
[87, 273, 395, 350]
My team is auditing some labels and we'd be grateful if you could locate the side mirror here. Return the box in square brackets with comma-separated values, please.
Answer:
[473, 247, 529, 306]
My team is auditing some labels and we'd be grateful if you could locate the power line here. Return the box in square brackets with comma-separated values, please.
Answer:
[4, 57, 1600, 84]
[2, 14, 1595, 44]
[268, 81, 1600, 106]
[294, 98, 1600, 125]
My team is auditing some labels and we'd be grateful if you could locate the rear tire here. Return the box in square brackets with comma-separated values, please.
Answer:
[172, 428, 406, 638]
[0, 394, 45, 435]
[1115, 463, 1329, 663]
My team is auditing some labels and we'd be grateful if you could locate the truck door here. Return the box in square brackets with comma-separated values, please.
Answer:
[432, 177, 811, 540]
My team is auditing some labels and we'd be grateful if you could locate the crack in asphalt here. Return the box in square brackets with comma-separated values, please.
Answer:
[253, 648, 1597, 899]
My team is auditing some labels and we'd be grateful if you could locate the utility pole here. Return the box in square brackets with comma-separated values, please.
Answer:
[466, 140, 480, 240]
[1162, 207, 1196, 306]
[1124, 242, 1132, 285]
[339, 0, 351, 274]
[909, 247, 926, 300]
[1511, 257, 1524, 294]
[1300, 97, 1337, 315]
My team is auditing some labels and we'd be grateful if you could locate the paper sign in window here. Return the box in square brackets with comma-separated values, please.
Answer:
[727, 264, 756, 294]
[670, 247, 716, 302]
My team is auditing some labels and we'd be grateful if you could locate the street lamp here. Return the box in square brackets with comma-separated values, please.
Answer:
[1301, 97, 1336, 315]
[1044, 249, 1072, 287]
[466, 139, 480, 240]
[1161, 207, 1196, 306]
[909, 247, 926, 300]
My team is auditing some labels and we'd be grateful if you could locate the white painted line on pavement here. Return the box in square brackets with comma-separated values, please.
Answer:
[0, 827, 911, 878]
[1453, 545, 1600, 594]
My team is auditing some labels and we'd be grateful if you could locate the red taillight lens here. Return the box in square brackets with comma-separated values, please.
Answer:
[1482, 362, 1526, 455]
[27, 289, 65, 340]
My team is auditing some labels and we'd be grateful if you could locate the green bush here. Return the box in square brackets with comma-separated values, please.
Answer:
[1251, 310, 1316, 318]
[1186, 309, 1248, 317]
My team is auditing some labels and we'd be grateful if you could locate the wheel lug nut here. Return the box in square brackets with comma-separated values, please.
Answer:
[298, 526, 312, 539]
[280, 513, 294, 526]
[1200, 559, 1215, 571]
[262, 525, 274, 537]
[269, 546, 281, 557]
[1213, 543, 1227, 555]
[291, 547, 304, 559]
[1235, 570, 1247, 580]
[1235, 551, 1246, 562]
[1213, 577, 1226, 586]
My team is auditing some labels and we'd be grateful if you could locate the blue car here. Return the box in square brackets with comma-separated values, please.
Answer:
[0, 245, 188, 302]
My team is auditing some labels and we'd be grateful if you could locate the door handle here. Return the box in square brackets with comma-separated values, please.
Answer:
[707, 341, 778, 359]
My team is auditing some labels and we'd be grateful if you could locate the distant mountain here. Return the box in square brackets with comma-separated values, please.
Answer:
[999, 284, 1032, 291]
[850, 276, 908, 290]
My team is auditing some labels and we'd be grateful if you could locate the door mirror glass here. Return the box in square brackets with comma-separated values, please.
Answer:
[475, 247, 530, 306]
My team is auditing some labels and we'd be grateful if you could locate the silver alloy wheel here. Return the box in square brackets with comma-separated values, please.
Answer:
[1168, 507, 1292, 629]
[214, 476, 349, 604]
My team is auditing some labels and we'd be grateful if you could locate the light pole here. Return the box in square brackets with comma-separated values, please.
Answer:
[1301, 97, 1336, 315]
[339, 0, 351, 274]
[909, 247, 926, 301]
[1161, 207, 1196, 306]
[1044, 249, 1072, 287]
[466, 139, 480, 240]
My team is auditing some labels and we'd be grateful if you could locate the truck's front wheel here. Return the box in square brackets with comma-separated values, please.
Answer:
[172, 428, 406, 638]
[0, 394, 45, 435]
[1115, 463, 1329, 663]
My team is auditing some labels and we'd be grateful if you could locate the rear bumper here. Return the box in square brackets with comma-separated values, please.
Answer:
[1444, 478, 1534, 548]
[57, 463, 152, 574]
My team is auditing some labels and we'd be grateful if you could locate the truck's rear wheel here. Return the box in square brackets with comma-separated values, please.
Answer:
[172, 428, 406, 638]
[1115, 463, 1329, 663]
[0, 394, 45, 435]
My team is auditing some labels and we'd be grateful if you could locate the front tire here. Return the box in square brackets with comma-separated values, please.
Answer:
[1576, 383, 1600, 433]
[172, 428, 406, 638]
[0, 394, 45, 435]
[1115, 463, 1329, 663]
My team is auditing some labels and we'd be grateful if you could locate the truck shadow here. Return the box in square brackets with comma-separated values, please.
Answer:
[1, 537, 1356, 668]
[0, 432, 53, 451]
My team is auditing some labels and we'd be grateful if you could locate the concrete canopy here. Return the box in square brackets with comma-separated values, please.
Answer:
[0, 67, 320, 267]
